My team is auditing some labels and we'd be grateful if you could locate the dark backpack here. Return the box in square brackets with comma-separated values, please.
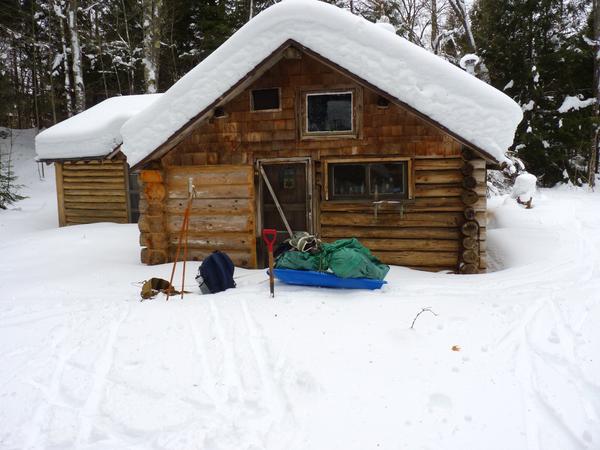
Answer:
[196, 251, 236, 294]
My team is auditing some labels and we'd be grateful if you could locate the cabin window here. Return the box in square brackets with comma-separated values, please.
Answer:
[306, 91, 353, 133]
[328, 161, 409, 200]
[251, 88, 280, 111]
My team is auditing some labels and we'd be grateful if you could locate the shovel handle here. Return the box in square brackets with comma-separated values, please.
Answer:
[262, 228, 277, 252]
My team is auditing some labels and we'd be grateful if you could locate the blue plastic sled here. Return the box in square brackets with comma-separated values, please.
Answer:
[272, 268, 387, 290]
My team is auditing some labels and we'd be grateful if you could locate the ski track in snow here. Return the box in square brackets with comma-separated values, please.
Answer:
[1, 132, 599, 449]
[74, 307, 130, 447]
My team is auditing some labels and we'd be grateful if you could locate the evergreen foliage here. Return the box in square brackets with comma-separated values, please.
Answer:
[0, 129, 25, 209]
[472, 0, 593, 186]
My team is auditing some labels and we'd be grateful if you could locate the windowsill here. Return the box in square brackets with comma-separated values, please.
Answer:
[250, 108, 282, 113]
[324, 198, 414, 203]
[301, 132, 358, 140]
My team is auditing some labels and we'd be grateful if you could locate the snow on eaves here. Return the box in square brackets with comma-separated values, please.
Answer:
[36, 94, 162, 161]
[120, 0, 523, 167]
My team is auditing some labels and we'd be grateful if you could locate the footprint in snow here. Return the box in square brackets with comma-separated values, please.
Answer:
[547, 330, 560, 344]
[427, 393, 453, 414]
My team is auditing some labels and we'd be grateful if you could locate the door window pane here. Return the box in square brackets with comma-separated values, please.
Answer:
[331, 164, 366, 197]
[307, 92, 352, 132]
[370, 163, 406, 195]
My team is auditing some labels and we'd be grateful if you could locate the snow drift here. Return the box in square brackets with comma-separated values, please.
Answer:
[120, 0, 522, 167]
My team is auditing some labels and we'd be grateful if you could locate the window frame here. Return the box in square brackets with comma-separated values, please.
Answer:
[300, 88, 360, 139]
[323, 157, 413, 202]
[250, 87, 281, 112]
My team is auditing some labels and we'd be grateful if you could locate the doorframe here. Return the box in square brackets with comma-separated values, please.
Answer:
[255, 157, 314, 239]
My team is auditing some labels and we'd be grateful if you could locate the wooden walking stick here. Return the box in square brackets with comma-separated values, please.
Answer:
[262, 228, 277, 298]
[166, 179, 195, 300]
[166, 213, 185, 301]
[180, 197, 192, 299]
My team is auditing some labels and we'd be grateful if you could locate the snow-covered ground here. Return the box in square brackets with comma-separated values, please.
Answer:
[1, 130, 599, 450]
[0, 128, 57, 236]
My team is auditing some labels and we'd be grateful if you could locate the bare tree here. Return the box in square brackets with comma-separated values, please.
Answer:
[120, 0, 136, 94]
[447, 0, 474, 50]
[68, 0, 85, 112]
[590, 0, 600, 188]
[431, 0, 438, 52]
[51, 0, 74, 117]
[393, 0, 431, 47]
[142, 0, 163, 94]
[447, 0, 488, 81]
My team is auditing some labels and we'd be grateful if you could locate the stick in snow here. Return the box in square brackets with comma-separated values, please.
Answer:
[410, 307, 438, 329]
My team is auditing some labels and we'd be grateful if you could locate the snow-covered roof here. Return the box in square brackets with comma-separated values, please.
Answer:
[36, 94, 162, 161]
[121, 0, 522, 167]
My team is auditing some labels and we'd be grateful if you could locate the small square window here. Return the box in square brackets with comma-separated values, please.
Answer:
[328, 161, 408, 200]
[306, 92, 353, 133]
[251, 88, 280, 111]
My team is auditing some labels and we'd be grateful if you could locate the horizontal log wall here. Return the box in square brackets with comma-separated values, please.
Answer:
[57, 161, 129, 226]
[139, 165, 256, 268]
[319, 157, 486, 271]
[153, 48, 489, 272]
[463, 152, 487, 273]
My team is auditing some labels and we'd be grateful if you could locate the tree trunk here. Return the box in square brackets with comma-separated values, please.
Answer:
[68, 0, 85, 112]
[11, 35, 22, 128]
[30, 1, 40, 129]
[431, 0, 438, 53]
[120, 0, 135, 94]
[448, 0, 489, 81]
[142, 0, 162, 94]
[54, 0, 74, 117]
[93, 7, 109, 99]
[49, 77, 57, 124]
[449, 0, 475, 51]
[590, 0, 600, 187]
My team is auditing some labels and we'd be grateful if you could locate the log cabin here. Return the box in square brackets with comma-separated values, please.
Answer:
[36, 95, 162, 226]
[121, 0, 522, 273]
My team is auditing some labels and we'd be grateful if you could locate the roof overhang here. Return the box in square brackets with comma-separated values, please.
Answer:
[38, 146, 124, 164]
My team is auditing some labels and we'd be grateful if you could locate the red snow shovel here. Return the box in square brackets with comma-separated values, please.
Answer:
[262, 229, 277, 298]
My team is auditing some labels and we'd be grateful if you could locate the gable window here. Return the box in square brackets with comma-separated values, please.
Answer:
[251, 88, 280, 111]
[328, 160, 409, 200]
[306, 91, 353, 133]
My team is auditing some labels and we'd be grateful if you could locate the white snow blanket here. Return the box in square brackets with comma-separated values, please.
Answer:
[36, 94, 162, 160]
[2, 130, 600, 450]
[121, 0, 522, 167]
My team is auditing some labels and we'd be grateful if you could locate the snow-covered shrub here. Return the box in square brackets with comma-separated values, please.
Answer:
[487, 152, 526, 197]
[0, 129, 25, 209]
[511, 172, 537, 208]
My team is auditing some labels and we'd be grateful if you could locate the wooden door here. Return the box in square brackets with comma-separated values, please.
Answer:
[258, 159, 312, 267]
